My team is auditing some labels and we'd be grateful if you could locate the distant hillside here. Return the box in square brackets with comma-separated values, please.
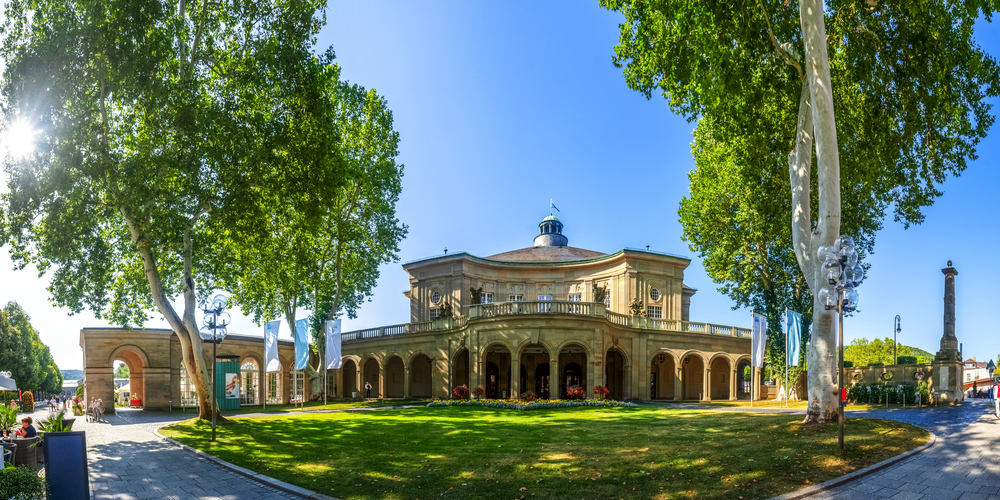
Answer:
[910, 347, 935, 362]
[60, 370, 83, 380]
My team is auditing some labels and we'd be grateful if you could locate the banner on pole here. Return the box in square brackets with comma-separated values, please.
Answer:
[265, 321, 281, 372]
[786, 310, 802, 366]
[325, 320, 342, 370]
[751, 312, 767, 368]
[295, 318, 310, 370]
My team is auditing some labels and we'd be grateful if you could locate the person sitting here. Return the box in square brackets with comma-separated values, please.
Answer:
[14, 417, 36, 438]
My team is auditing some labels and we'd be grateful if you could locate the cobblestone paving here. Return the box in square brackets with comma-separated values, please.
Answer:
[71, 408, 299, 500]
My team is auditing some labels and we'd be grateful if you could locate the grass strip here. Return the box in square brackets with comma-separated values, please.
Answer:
[160, 405, 928, 500]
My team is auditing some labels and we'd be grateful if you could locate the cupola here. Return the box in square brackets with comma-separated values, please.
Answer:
[533, 215, 568, 247]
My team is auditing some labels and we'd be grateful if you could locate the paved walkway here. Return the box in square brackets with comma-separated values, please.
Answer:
[813, 399, 1000, 500]
[49, 408, 300, 500]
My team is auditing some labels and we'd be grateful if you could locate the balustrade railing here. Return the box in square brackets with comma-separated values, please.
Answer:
[340, 300, 752, 342]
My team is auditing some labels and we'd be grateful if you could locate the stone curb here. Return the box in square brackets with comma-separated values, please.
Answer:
[152, 429, 340, 500]
[767, 430, 938, 500]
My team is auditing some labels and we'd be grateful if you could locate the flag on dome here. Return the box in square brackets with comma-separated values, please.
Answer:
[550, 198, 560, 213]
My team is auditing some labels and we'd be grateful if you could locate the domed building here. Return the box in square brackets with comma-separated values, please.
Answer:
[338, 215, 752, 402]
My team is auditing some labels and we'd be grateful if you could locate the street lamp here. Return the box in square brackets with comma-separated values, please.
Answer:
[817, 235, 864, 455]
[199, 294, 231, 442]
[894, 315, 902, 365]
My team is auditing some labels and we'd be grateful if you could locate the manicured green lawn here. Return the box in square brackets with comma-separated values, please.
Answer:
[671, 400, 928, 411]
[160, 406, 928, 500]
[166, 399, 426, 415]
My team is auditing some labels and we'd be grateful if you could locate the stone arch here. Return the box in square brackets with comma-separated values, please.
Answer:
[451, 347, 470, 393]
[735, 355, 752, 399]
[482, 341, 513, 398]
[409, 353, 433, 398]
[556, 342, 588, 398]
[648, 348, 677, 400]
[362, 356, 381, 398]
[554, 339, 593, 359]
[109, 345, 150, 407]
[679, 351, 707, 400]
[239, 354, 263, 405]
[604, 347, 628, 401]
[341, 358, 359, 398]
[106, 344, 150, 369]
[384, 355, 405, 398]
[709, 355, 732, 400]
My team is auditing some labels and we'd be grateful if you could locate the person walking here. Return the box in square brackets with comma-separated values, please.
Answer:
[995, 383, 999, 418]
[364, 381, 372, 399]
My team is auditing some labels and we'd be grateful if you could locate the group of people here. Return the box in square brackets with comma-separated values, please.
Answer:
[89, 397, 106, 423]
[47, 395, 72, 411]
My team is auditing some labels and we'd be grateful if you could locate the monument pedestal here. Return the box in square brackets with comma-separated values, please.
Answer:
[934, 262, 964, 404]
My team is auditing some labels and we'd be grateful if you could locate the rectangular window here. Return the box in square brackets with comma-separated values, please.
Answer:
[266, 372, 281, 404]
[508, 295, 523, 302]
[538, 295, 552, 313]
[647, 306, 663, 319]
[568, 294, 582, 313]
[429, 308, 439, 321]
[294, 372, 305, 400]
[481, 293, 494, 304]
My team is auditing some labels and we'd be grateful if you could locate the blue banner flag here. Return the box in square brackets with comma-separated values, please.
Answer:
[786, 310, 802, 367]
[265, 321, 281, 372]
[325, 320, 342, 370]
[294, 318, 310, 370]
[550, 198, 560, 213]
[751, 313, 767, 368]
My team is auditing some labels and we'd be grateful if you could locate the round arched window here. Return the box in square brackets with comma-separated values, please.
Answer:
[650, 288, 661, 301]
[431, 292, 441, 304]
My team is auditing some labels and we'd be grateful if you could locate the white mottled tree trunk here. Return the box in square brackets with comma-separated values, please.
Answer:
[791, 0, 841, 424]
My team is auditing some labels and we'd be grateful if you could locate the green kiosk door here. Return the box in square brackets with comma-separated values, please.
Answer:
[215, 355, 241, 411]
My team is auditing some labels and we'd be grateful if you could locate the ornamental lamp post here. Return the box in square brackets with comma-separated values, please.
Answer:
[816, 235, 864, 455]
[894, 315, 902, 365]
[199, 294, 231, 442]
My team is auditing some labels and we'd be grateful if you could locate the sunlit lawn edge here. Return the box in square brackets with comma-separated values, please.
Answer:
[159, 405, 929, 500]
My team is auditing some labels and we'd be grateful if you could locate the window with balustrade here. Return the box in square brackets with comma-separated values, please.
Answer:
[429, 308, 439, 321]
[647, 305, 663, 319]
[569, 294, 582, 313]
[481, 293, 494, 304]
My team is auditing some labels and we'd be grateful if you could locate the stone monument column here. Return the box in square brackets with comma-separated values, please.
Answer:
[937, 261, 961, 361]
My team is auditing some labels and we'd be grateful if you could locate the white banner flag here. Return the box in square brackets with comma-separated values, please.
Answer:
[265, 320, 281, 372]
[751, 312, 767, 368]
[325, 319, 342, 369]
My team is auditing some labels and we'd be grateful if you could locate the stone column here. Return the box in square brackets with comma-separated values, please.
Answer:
[937, 262, 961, 361]
[729, 369, 737, 401]
[511, 353, 520, 398]
[702, 365, 711, 401]
[403, 361, 411, 398]
[379, 364, 385, 399]
[674, 365, 683, 400]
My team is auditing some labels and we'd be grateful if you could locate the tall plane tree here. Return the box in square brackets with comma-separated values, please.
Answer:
[219, 58, 406, 399]
[0, 0, 331, 419]
[602, 0, 999, 422]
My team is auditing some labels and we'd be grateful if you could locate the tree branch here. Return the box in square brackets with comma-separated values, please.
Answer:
[757, 0, 804, 80]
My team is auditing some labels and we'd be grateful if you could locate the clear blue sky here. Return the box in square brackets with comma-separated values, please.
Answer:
[2, 2, 1000, 370]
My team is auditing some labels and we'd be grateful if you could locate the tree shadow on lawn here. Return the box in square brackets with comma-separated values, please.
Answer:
[160, 406, 927, 500]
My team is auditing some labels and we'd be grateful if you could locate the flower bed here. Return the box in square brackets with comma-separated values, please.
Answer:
[427, 398, 637, 411]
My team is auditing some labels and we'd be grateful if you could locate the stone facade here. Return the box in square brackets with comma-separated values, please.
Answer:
[337, 216, 753, 401]
[80, 328, 304, 412]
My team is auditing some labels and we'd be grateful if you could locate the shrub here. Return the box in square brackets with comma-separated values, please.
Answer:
[0, 406, 16, 437]
[20, 392, 33, 412]
[896, 356, 917, 365]
[519, 391, 537, 402]
[566, 385, 585, 400]
[592, 386, 609, 399]
[452, 385, 470, 400]
[867, 362, 884, 367]
[76, 384, 84, 399]
[916, 381, 930, 405]
[0, 465, 45, 500]
[471, 385, 486, 397]
[846, 383, 919, 405]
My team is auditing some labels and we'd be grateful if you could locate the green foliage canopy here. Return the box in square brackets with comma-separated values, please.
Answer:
[0, 302, 60, 393]
[843, 337, 928, 367]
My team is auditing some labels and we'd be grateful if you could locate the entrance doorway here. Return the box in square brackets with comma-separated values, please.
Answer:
[605, 349, 626, 400]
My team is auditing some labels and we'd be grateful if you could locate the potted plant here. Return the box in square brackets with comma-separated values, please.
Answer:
[0, 405, 17, 438]
[471, 385, 486, 400]
[452, 384, 470, 400]
[592, 385, 610, 400]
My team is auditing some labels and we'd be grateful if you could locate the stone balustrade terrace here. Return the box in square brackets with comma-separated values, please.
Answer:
[341, 300, 751, 342]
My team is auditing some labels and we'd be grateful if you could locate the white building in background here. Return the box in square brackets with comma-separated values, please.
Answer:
[964, 357, 990, 383]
